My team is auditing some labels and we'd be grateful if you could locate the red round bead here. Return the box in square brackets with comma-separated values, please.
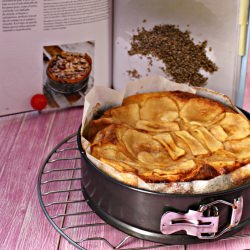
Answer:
[31, 94, 47, 111]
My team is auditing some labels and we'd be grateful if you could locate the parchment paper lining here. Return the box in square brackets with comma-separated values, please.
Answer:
[80, 76, 250, 194]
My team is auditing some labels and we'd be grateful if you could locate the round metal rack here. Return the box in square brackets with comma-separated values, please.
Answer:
[38, 133, 250, 250]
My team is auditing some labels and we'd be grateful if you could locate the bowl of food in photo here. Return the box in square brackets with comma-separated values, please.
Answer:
[46, 51, 92, 94]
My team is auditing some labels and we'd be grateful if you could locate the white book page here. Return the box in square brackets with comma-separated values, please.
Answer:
[113, 0, 241, 102]
[0, 0, 112, 115]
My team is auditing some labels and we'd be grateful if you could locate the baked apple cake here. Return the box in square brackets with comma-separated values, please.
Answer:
[47, 51, 91, 84]
[87, 91, 250, 183]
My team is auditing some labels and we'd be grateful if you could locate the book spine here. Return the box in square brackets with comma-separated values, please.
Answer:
[237, 0, 250, 108]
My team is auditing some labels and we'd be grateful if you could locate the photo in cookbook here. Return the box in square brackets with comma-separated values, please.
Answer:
[0, 0, 111, 116]
[42, 41, 94, 109]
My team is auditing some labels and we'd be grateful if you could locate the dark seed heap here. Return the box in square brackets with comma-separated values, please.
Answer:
[128, 24, 218, 86]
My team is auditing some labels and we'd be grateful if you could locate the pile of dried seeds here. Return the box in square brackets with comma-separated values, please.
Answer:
[128, 24, 218, 86]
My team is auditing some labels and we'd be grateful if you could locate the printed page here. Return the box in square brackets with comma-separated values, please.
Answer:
[243, 54, 250, 112]
[0, 0, 112, 115]
[112, 0, 241, 102]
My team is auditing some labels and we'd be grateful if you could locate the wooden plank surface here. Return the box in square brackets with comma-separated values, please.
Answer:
[0, 108, 82, 250]
[1, 106, 250, 250]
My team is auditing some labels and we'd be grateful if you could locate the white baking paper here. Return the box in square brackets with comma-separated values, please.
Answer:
[80, 76, 250, 194]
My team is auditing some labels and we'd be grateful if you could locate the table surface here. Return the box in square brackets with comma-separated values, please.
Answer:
[1, 106, 250, 250]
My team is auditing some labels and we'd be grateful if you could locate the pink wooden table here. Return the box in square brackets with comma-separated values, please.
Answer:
[1, 106, 250, 250]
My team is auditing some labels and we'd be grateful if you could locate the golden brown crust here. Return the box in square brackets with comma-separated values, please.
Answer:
[88, 91, 250, 183]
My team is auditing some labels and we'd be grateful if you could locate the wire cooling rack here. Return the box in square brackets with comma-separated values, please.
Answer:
[37, 133, 250, 250]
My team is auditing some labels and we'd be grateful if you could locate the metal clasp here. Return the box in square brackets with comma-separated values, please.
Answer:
[160, 196, 243, 239]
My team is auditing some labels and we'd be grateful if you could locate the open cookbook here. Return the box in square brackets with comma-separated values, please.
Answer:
[0, 0, 248, 115]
